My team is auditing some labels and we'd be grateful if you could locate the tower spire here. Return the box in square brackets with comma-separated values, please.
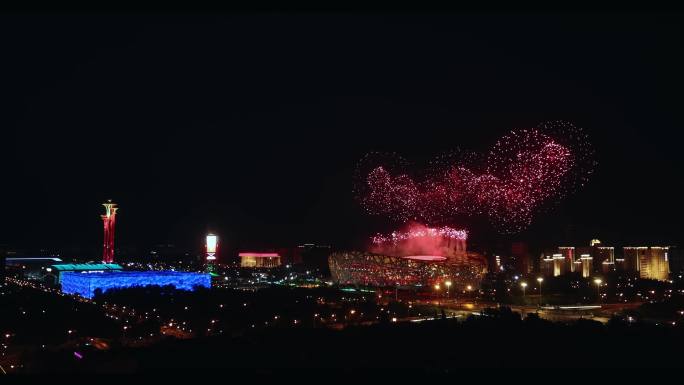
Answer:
[101, 201, 118, 263]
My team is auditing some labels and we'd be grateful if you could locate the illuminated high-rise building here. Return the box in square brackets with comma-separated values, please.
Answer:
[552, 253, 566, 276]
[538, 251, 572, 277]
[623, 246, 670, 281]
[587, 239, 614, 273]
[101, 201, 118, 264]
[642, 247, 669, 281]
[540, 254, 554, 277]
[621, 247, 642, 272]
[558, 247, 576, 272]
[598, 246, 615, 273]
[541, 241, 615, 278]
[579, 254, 593, 278]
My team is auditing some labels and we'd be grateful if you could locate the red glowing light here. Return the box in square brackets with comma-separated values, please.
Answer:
[101, 201, 118, 263]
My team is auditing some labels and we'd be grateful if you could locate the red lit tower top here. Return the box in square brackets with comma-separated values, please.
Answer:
[101, 200, 118, 263]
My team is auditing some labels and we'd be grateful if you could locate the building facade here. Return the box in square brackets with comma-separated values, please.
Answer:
[239, 252, 282, 268]
[623, 246, 670, 281]
[540, 240, 614, 278]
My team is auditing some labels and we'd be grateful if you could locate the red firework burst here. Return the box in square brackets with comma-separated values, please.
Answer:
[353, 121, 595, 233]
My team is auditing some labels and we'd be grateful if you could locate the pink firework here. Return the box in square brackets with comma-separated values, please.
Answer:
[354, 121, 595, 233]
[369, 223, 468, 258]
[371, 225, 467, 245]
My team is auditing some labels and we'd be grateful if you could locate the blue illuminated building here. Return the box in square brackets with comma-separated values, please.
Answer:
[60, 271, 211, 298]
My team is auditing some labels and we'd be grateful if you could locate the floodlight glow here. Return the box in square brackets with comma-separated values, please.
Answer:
[206, 235, 218, 253]
[206, 234, 218, 261]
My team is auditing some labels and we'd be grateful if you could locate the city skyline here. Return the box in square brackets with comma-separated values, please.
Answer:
[3, 9, 684, 372]
[2, 13, 684, 253]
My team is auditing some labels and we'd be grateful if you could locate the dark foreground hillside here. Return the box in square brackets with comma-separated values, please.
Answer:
[24, 308, 684, 372]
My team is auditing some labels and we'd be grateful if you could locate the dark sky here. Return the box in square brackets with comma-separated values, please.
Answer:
[2, 13, 683, 255]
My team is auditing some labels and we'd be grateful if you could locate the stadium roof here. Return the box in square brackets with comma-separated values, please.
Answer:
[51, 263, 123, 271]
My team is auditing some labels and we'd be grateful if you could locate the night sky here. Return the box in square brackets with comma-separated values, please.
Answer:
[2, 13, 683, 255]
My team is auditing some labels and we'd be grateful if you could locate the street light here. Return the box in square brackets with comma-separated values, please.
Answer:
[521, 282, 528, 297]
[445, 281, 452, 299]
[537, 277, 544, 306]
[594, 278, 602, 301]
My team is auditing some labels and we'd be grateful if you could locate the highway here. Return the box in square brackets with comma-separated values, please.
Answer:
[409, 299, 643, 324]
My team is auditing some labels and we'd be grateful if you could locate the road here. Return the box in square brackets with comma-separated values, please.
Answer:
[410, 299, 643, 324]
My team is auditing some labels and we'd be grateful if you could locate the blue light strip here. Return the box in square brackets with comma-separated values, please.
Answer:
[60, 271, 211, 298]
